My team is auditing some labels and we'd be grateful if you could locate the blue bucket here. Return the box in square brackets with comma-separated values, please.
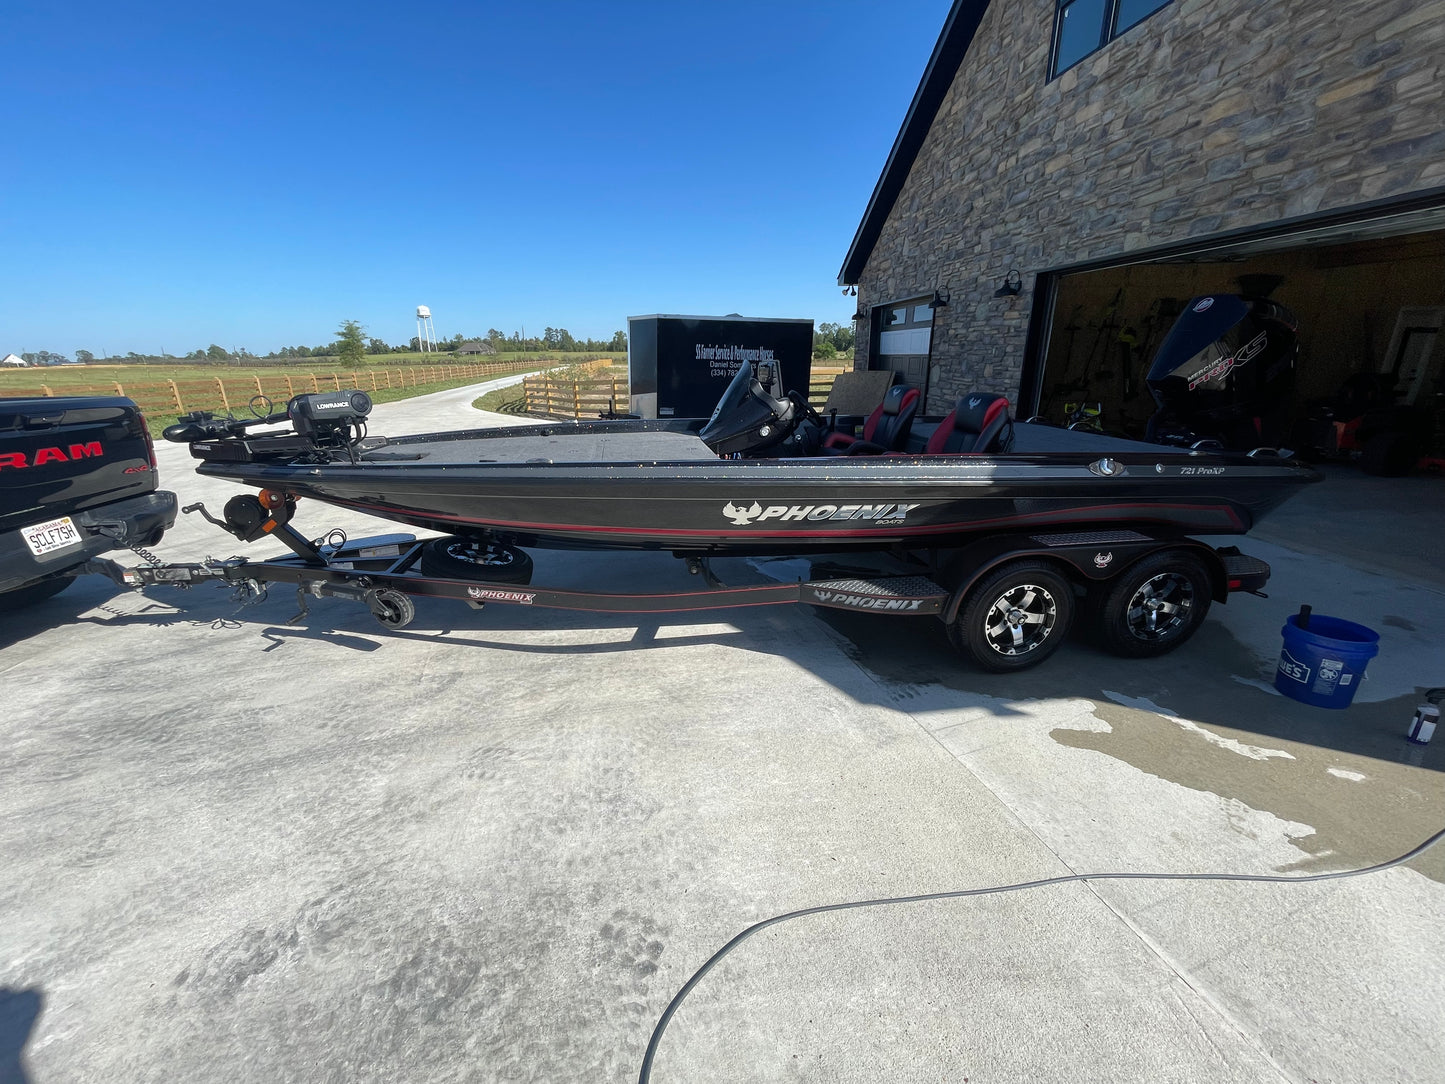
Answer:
[1275, 612, 1380, 709]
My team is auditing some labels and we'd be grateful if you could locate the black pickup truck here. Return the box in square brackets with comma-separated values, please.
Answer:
[1, 396, 177, 610]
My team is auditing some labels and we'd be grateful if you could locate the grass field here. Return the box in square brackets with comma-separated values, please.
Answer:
[0, 354, 623, 434]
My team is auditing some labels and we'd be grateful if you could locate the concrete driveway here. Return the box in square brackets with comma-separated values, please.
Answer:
[3, 380, 1442, 1083]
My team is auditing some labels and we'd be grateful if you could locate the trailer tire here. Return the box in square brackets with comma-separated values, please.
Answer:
[950, 560, 1074, 672]
[420, 537, 534, 584]
[1092, 550, 1211, 658]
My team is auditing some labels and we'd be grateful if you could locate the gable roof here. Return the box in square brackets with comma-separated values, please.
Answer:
[838, 0, 992, 285]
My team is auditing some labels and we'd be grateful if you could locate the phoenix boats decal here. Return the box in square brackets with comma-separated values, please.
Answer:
[1193, 298, 1215, 312]
[722, 501, 920, 526]
[466, 586, 536, 605]
[1093, 552, 1113, 568]
[1186, 331, 1268, 390]
[811, 589, 925, 611]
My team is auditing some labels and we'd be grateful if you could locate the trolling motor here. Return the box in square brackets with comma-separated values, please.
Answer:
[163, 390, 374, 461]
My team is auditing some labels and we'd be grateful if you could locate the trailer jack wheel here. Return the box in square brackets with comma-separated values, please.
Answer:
[366, 588, 416, 630]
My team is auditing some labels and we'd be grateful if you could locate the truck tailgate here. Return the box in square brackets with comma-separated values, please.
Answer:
[0, 397, 161, 536]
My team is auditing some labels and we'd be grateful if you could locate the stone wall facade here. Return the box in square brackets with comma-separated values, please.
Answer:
[853, 0, 1445, 414]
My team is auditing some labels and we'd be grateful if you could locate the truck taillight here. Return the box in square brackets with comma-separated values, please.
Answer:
[140, 414, 158, 470]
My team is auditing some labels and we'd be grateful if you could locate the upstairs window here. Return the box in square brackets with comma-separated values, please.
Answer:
[1050, 0, 1171, 79]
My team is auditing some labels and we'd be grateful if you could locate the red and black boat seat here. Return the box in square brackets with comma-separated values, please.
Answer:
[925, 393, 1013, 454]
[822, 384, 920, 455]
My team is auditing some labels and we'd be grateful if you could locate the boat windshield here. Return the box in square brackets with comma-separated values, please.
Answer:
[706, 362, 755, 426]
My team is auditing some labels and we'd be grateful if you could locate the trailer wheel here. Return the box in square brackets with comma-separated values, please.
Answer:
[420, 537, 534, 584]
[1093, 551, 1211, 658]
[365, 588, 416, 630]
[950, 561, 1074, 672]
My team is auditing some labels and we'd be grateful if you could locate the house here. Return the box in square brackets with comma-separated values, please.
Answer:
[840, 0, 1445, 431]
[1, 353, 27, 367]
[456, 340, 497, 356]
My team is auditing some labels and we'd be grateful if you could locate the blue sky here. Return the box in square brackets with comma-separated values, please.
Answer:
[1, 0, 951, 356]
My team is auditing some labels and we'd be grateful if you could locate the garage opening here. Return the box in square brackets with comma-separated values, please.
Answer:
[1028, 212, 1445, 469]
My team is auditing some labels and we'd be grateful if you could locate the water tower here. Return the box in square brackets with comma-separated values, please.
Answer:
[416, 305, 437, 353]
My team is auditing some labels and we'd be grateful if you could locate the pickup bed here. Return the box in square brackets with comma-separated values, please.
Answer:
[1, 396, 177, 608]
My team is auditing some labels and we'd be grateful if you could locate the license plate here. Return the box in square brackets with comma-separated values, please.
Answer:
[22, 516, 84, 557]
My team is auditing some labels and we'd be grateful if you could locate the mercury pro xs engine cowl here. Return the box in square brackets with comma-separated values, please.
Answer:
[1146, 294, 1298, 451]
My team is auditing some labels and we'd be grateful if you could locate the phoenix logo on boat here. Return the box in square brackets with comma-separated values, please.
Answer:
[1093, 552, 1113, 568]
[465, 586, 536, 605]
[722, 501, 920, 526]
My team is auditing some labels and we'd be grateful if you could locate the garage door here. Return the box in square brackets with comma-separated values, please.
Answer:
[873, 298, 934, 394]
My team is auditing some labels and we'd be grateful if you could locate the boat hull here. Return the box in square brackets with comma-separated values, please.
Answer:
[194, 429, 1320, 553]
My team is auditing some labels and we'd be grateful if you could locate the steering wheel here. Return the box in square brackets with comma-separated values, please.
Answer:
[788, 390, 823, 425]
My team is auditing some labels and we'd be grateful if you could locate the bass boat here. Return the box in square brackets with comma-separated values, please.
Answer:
[167, 361, 1319, 556]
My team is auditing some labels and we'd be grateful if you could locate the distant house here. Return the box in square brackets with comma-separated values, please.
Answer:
[1, 353, 27, 367]
[456, 340, 497, 356]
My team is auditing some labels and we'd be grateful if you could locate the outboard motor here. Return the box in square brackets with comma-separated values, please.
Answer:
[1146, 294, 1298, 450]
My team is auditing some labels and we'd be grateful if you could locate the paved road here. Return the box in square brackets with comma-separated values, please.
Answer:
[3, 381, 1442, 1083]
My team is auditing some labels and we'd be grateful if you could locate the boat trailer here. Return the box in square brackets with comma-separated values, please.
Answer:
[82, 492, 1272, 672]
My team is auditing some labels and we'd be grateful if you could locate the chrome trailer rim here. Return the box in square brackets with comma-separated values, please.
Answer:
[984, 583, 1059, 656]
[1125, 572, 1195, 640]
[442, 541, 518, 569]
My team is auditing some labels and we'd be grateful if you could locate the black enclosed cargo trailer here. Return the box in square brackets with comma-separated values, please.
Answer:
[627, 314, 813, 419]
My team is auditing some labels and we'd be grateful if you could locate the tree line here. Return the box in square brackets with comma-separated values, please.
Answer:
[18, 320, 849, 366]
[263, 324, 628, 361]
[812, 322, 856, 359]
[13, 324, 629, 367]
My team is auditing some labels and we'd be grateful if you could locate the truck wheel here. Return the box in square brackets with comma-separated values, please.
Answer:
[950, 561, 1075, 672]
[1093, 551, 1212, 658]
[419, 537, 533, 584]
[0, 575, 75, 612]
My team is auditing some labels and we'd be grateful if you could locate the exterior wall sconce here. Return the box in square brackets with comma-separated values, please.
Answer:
[993, 269, 1023, 298]
[852, 308, 867, 322]
[932, 284, 951, 307]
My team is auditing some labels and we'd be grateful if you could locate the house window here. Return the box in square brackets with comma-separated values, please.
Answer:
[1050, 0, 1171, 78]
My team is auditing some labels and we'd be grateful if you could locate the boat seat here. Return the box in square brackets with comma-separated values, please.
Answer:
[822, 384, 920, 455]
[925, 393, 1013, 454]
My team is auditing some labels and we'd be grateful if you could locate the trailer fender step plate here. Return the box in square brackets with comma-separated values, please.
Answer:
[803, 575, 948, 614]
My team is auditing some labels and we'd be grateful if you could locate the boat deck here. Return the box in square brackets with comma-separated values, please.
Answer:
[366, 421, 1168, 466]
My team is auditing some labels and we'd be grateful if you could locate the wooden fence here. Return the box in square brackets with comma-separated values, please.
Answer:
[5, 360, 530, 421]
[808, 361, 853, 408]
[523, 376, 629, 419]
[519, 360, 856, 420]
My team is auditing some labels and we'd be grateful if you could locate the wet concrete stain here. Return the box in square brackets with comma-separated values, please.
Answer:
[1382, 615, 1418, 632]
[817, 610, 1445, 885]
